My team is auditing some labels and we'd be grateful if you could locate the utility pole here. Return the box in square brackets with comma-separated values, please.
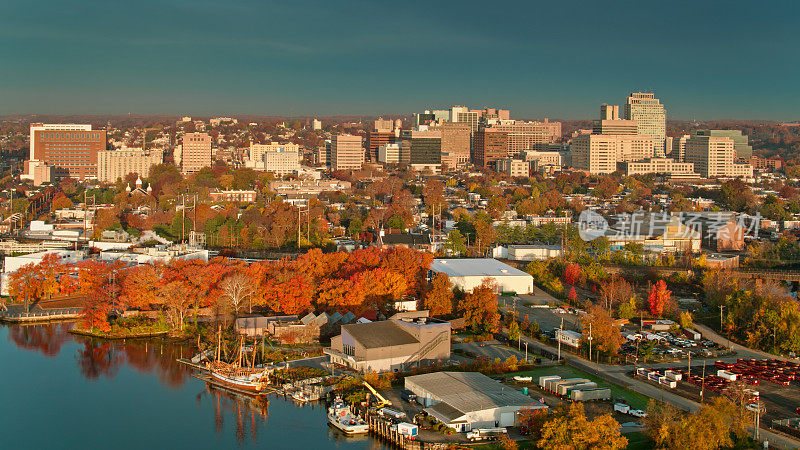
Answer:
[524, 342, 528, 363]
[557, 317, 564, 361]
[297, 203, 302, 250]
[700, 361, 706, 403]
[588, 322, 593, 364]
[688, 351, 691, 378]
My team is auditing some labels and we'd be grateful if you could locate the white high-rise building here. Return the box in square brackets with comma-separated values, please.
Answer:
[248, 142, 300, 173]
[572, 134, 654, 175]
[624, 92, 666, 156]
[97, 148, 164, 183]
[312, 119, 322, 130]
[331, 134, 363, 171]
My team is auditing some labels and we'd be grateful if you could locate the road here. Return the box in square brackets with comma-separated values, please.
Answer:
[498, 304, 800, 449]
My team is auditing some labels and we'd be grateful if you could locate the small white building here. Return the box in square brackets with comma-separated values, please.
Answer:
[404, 371, 547, 432]
[556, 329, 582, 348]
[429, 258, 534, 294]
[507, 244, 562, 261]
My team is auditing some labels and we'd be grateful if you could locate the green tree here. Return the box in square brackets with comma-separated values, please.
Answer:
[444, 229, 467, 255]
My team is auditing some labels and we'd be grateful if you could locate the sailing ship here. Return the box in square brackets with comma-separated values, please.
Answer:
[327, 396, 369, 434]
[206, 327, 272, 393]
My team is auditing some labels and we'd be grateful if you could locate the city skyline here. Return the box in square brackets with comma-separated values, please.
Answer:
[1, 0, 798, 119]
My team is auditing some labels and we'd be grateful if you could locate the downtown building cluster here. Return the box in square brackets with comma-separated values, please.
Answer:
[18, 92, 764, 186]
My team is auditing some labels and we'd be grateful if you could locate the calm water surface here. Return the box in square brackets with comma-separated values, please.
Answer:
[0, 323, 386, 450]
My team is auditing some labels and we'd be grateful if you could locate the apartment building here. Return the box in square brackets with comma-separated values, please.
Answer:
[97, 148, 164, 182]
[331, 134, 363, 171]
[24, 123, 107, 181]
[181, 132, 212, 174]
[497, 158, 530, 177]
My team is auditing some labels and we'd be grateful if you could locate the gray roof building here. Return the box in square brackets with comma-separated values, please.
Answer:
[404, 372, 546, 431]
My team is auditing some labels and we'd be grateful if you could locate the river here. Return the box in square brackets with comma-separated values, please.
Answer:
[0, 322, 386, 449]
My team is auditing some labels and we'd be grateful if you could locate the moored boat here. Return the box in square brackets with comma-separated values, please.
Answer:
[327, 397, 369, 434]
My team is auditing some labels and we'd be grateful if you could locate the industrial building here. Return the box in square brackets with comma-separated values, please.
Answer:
[325, 311, 450, 373]
[429, 258, 534, 294]
[404, 371, 547, 431]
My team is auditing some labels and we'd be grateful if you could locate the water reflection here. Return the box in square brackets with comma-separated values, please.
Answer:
[202, 384, 270, 444]
[8, 322, 72, 357]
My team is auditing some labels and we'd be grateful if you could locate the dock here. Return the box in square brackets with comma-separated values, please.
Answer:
[364, 411, 450, 450]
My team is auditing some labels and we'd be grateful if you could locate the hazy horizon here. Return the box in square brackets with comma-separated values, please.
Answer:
[1, 0, 798, 120]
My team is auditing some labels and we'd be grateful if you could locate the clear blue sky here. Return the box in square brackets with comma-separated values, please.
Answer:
[0, 0, 797, 120]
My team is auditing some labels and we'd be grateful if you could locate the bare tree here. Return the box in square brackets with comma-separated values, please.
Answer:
[599, 275, 634, 313]
[220, 273, 255, 319]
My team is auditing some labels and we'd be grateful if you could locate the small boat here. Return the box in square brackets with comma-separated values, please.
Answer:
[291, 390, 310, 402]
[513, 376, 533, 382]
[328, 397, 369, 435]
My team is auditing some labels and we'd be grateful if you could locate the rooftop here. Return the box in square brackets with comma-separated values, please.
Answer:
[430, 258, 531, 278]
[406, 372, 539, 415]
[342, 321, 419, 348]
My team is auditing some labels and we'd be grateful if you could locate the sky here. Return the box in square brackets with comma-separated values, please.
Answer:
[0, 0, 798, 120]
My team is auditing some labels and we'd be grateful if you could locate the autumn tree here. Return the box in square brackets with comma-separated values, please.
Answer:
[219, 272, 256, 318]
[581, 304, 624, 357]
[424, 273, 454, 316]
[459, 278, 500, 333]
[563, 263, 582, 285]
[645, 398, 739, 450]
[599, 275, 634, 313]
[647, 280, 674, 318]
[538, 402, 627, 450]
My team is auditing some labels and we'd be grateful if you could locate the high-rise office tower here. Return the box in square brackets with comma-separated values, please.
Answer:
[400, 127, 442, 173]
[593, 105, 638, 135]
[472, 129, 509, 168]
[366, 118, 396, 162]
[25, 123, 106, 181]
[694, 130, 753, 159]
[666, 135, 690, 162]
[572, 134, 654, 174]
[430, 121, 471, 169]
[624, 92, 666, 156]
[685, 135, 735, 178]
[331, 134, 363, 171]
[181, 132, 212, 174]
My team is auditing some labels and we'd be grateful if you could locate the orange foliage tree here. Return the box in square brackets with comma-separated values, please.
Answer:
[424, 273, 454, 316]
[459, 278, 501, 333]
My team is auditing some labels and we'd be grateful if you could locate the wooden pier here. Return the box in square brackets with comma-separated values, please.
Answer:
[364, 411, 450, 450]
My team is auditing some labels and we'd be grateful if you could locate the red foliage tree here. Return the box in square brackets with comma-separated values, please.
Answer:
[647, 280, 674, 318]
[564, 263, 582, 285]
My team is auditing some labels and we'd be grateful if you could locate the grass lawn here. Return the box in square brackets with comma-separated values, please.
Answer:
[623, 431, 652, 450]
[506, 366, 651, 410]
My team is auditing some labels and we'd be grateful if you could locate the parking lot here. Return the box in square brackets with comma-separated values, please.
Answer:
[633, 359, 800, 428]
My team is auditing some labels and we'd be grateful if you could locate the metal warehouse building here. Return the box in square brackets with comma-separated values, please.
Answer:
[429, 258, 534, 294]
[404, 371, 547, 432]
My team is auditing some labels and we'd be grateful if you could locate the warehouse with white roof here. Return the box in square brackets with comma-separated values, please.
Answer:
[429, 258, 534, 294]
[404, 371, 547, 431]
